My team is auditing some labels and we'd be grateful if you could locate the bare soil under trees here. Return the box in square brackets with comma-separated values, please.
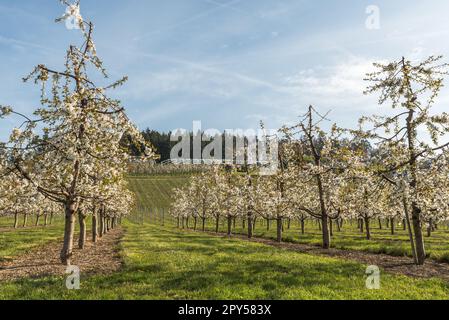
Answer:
[0, 227, 123, 282]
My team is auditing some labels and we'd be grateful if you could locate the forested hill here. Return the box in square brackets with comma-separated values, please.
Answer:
[128, 128, 375, 164]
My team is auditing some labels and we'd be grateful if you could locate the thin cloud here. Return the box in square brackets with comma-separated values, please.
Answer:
[133, 0, 243, 41]
[0, 35, 54, 52]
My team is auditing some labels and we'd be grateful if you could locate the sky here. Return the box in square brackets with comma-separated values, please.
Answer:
[1, 0, 449, 140]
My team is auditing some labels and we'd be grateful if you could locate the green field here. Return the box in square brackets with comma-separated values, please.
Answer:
[127, 174, 449, 263]
[2, 173, 449, 265]
[1, 174, 449, 300]
[1, 222, 448, 300]
[127, 175, 190, 224]
[0, 174, 187, 263]
[198, 219, 449, 263]
[0, 218, 64, 261]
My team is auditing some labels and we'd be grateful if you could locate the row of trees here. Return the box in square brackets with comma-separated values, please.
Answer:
[0, 0, 155, 265]
[171, 56, 449, 265]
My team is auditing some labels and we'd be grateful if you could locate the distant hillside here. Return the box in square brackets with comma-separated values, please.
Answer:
[127, 174, 190, 223]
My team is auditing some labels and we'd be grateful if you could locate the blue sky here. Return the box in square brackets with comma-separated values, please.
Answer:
[1, 0, 449, 140]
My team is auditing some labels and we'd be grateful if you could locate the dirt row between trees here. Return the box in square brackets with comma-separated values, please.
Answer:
[182, 228, 449, 281]
[0, 227, 124, 282]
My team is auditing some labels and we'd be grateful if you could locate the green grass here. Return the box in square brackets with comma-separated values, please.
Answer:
[127, 174, 189, 210]
[0, 218, 65, 261]
[1, 174, 449, 300]
[199, 219, 449, 263]
[0, 174, 187, 261]
[4, 174, 444, 265]
[127, 174, 190, 225]
[127, 174, 449, 263]
[1, 222, 448, 300]
[0, 217, 15, 229]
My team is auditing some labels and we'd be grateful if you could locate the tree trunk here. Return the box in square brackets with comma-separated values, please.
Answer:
[194, 216, 197, 231]
[50, 213, 54, 225]
[403, 218, 407, 231]
[92, 210, 98, 243]
[360, 218, 364, 233]
[99, 211, 104, 238]
[103, 217, 107, 234]
[78, 211, 87, 249]
[390, 217, 395, 235]
[329, 218, 333, 237]
[177, 217, 180, 228]
[266, 218, 270, 231]
[61, 203, 76, 266]
[202, 217, 206, 232]
[403, 195, 418, 265]
[406, 107, 426, 265]
[23, 214, 28, 227]
[215, 217, 219, 233]
[44, 214, 49, 226]
[378, 218, 382, 229]
[300, 219, 305, 235]
[247, 214, 253, 239]
[227, 216, 232, 236]
[427, 218, 432, 237]
[276, 217, 282, 242]
[321, 215, 330, 249]
[35, 214, 40, 227]
[411, 205, 426, 265]
[287, 218, 291, 229]
[336, 218, 341, 232]
[14, 212, 19, 229]
[364, 216, 371, 240]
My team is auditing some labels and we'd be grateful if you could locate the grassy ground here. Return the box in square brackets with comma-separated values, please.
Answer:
[0, 223, 449, 299]
[3, 173, 449, 264]
[0, 174, 187, 261]
[127, 174, 449, 262]
[0, 218, 65, 261]
[2, 174, 449, 299]
[195, 218, 449, 263]
[1, 222, 448, 300]
[127, 174, 190, 225]
[127, 174, 190, 210]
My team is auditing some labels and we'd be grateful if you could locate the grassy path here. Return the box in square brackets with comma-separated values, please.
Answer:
[1, 222, 449, 299]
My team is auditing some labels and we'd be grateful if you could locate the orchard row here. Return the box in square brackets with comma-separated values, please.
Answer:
[171, 56, 449, 265]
